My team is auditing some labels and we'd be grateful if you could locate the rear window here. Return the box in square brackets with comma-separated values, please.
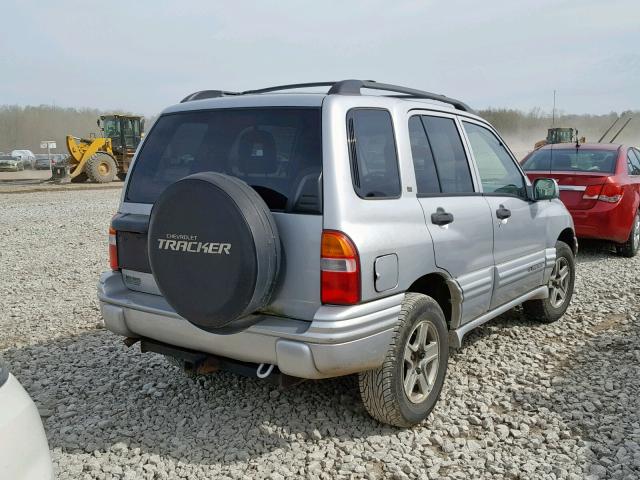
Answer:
[522, 148, 618, 173]
[125, 108, 322, 213]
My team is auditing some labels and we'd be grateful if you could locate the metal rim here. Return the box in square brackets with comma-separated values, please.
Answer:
[402, 320, 439, 404]
[632, 213, 639, 251]
[548, 256, 570, 308]
[98, 161, 111, 176]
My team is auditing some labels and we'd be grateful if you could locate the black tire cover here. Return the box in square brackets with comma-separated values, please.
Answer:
[148, 172, 281, 331]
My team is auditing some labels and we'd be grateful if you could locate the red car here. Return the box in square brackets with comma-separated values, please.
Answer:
[522, 143, 640, 257]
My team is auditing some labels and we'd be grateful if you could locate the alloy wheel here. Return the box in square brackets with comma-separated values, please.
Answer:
[402, 320, 440, 404]
[548, 257, 570, 308]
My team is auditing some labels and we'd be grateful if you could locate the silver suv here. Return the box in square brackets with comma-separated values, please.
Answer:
[98, 80, 576, 427]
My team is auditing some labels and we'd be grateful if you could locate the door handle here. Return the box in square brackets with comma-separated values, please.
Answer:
[431, 208, 454, 226]
[496, 205, 511, 220]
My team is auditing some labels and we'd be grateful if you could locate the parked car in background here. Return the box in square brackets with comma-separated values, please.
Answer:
[0, 155, 24, 172]
[522, 143, 640, 257]
[0, 358, 54, 479]
[34, 154, 52, 170]
[10, 150, 36, 169]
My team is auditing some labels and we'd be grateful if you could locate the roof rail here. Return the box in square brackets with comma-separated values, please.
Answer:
[180, 80, 473, 112]
[328, 80, 473, 112]
[180, 90, 238, 103]
[241, 82, 337, 95]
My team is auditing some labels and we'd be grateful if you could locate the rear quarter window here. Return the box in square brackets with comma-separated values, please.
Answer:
[346, 108, 401, 199]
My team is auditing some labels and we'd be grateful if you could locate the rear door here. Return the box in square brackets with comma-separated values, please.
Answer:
[627, 148, 640, 195]
[118, 107, 325, 321]
[408, 113, 494, 324]
[461, 120, 547, 308]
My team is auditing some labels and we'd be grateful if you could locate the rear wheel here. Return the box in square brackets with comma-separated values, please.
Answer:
[523, 240, 575, 323]
[358, 293, 449, 427]
[616, 211, 640, 258]
[86, 153, 117, 183]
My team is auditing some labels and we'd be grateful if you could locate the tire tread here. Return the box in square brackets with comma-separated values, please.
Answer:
[359, 293, 442, 427]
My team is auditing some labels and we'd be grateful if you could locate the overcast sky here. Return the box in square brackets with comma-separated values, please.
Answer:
[2, 0, 639, 116]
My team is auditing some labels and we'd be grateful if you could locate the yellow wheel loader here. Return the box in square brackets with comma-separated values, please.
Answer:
[66, 114, 144, 183]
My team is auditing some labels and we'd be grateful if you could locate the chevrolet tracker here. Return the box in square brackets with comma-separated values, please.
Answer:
[98, 80, 577, 427]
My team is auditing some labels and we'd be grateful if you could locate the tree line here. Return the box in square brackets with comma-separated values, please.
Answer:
[0, 104, 637, 159]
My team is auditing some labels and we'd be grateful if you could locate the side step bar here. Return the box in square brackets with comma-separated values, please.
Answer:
[449, 286, 549, 349]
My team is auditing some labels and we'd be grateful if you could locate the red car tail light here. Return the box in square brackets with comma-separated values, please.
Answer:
[582, 184, 603, 200]
[109, 227, 119, 270]
[321, 230, 360, 305]
[598, 183, 624, 203]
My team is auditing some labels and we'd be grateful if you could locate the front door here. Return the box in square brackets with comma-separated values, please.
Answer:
[461, 120, 547, 308]
[408, 113, 495, 324]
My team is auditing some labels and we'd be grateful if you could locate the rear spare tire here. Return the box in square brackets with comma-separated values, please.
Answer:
[148, 172, 281, 331]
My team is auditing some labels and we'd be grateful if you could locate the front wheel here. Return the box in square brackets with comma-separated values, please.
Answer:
[523, 240, 575, 323]
[616, 211, 639, 258]
[359, 293, 449, 427]
[86, 153, 117, 183]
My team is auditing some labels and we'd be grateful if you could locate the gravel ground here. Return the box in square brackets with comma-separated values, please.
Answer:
[1, 189, 639, 480]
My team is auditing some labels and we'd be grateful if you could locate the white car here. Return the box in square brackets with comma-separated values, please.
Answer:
[10, 150, 36, 169]
[0, 360, 53, 479]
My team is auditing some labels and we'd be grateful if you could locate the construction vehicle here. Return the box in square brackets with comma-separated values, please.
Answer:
[596, 115, 633, 143]
[66, 114, 144, 183]
[534, 127, 584, 150]
[533, 116, 633, 151]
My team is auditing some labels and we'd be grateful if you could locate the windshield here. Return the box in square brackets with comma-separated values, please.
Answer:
[125, 108, 322, 213]
[522, 148, 618, 173]
[103, 118, 121, 138]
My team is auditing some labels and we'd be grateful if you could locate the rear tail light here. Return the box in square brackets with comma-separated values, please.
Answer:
[598, 183, 624, 203]
[109, 227, 119, 270]
[321, 230, 360, 305]
[582, 183, 623, 203]
[582, 184, 603, 200]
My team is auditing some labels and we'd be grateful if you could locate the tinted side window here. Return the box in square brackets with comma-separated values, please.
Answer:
[634, 149, 640, 173]
[420, 116, 474, 193]
[347, 109, 401, 198]
[408, 116, 440, 194]
[463, 122, 526, 198]
[627, 149, 640, 175]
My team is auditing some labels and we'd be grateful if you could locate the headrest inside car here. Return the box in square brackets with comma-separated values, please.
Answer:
[237, 128, 278, 175]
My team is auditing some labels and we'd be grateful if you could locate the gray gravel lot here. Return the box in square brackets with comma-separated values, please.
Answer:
[1, 189, 639, 479]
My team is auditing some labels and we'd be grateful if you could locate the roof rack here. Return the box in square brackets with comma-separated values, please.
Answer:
[180, 79, 473, 112]
[180, 90, 239, 102]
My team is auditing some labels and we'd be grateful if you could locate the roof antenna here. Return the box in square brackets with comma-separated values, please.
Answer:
[552, 90, 556, 127]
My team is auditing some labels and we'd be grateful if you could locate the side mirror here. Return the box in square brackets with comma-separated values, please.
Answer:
[533, 178, 559, 201]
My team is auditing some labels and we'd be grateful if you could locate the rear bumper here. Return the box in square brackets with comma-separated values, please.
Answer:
[569, 202, 631, 243]
[97, 271, 401, 379]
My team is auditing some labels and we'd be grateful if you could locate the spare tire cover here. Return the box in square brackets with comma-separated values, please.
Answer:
[148, 172, 281, 331]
